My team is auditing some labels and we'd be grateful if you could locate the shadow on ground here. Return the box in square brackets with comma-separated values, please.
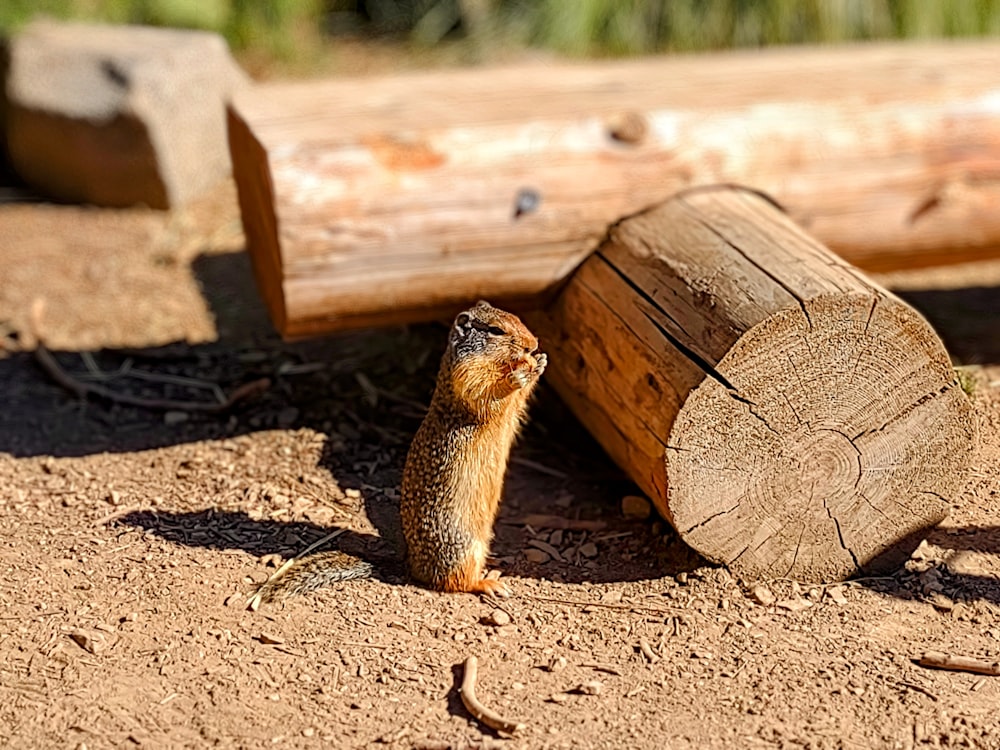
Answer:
[2, 244, 999, 595]
[896, 286, 1000, 366]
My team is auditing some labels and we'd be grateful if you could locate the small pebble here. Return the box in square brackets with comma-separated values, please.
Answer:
[826, 586, 848, 605]
[621, 494, 652, 520]
[524, 548, 550, 564]
[485, 610, 511, 627]
[579, 542, 598, 558]
[544, 656, 568, 672]
[576, 681, 603, 695]
[749, 585, 776, 606]
[223, 594, 246, 607]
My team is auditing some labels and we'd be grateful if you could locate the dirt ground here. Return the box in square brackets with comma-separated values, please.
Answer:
[1, 178, 999, 750]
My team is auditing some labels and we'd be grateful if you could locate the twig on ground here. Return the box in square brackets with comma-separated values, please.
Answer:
[638, 638, 659, 663]
[459, 656, 526, 736]
[509, 456, 568, 478]
[28, 297, 269, 414]
[917, 651, 1000, 676]
[34, 344, 270, 414]
[95, 504, 145, 526]
[897, 681, 939, 701]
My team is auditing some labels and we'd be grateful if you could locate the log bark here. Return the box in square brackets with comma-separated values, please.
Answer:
[530, 186, 977, 582]
[228, 42, 1000, 338]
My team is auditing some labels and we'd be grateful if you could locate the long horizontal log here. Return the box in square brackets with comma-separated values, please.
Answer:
[530, 186, 977, 582]
[229, 41, 1000, 338]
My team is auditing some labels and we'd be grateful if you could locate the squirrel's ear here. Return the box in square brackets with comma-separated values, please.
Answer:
[474, 300, 491, 309]
[452, 312, 471, 341]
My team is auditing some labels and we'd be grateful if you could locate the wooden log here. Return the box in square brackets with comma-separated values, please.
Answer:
[530, 186, 977, 582]
[228, 42, 1000, 338]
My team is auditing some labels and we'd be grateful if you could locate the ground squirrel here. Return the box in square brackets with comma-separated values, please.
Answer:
[251, 301, 546, 603]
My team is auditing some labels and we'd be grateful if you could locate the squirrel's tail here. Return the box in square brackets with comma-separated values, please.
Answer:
[249, 551, 374, 606]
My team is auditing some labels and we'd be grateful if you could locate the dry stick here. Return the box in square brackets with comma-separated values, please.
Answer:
[918, 651, 1000, 676]
[459, 656, 526, 735]
[638, 638, 659, 663]
[897, 682, 939, 702]
[246, 529, 347, 611]
[508, 456, 568, 478]
[34, 344, 270, 413]
[95, 503, 145, 526]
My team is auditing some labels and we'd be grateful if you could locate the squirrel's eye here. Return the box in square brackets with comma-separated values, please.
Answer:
[487, 325, 506, 336]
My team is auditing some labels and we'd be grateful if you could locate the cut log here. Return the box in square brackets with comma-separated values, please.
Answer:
[530, 186, 977, 582]
[228, 42, 1000, 338]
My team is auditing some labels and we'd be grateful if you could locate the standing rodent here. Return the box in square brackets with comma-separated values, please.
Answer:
[250, 301, 546, 604]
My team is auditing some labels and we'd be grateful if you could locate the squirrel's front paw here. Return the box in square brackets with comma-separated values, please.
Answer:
[508, 352, 546, 390]
[533, 352, 547, 376]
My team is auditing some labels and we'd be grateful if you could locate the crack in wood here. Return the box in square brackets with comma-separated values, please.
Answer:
[822, 493, 861, 569]
[681, 502, 740, 535]
[727, 391, 780, 436]
[851, 381, 956, 441]
[863, 295, 880, 334]
[680, 206, 815, 332]
[595, 253, 740, 391]
[786, 521, 808, 578]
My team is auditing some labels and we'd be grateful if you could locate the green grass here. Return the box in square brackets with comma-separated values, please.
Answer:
[3, 0, 1000, 73]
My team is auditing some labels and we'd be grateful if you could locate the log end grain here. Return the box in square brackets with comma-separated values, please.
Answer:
[665, 291, 977, 582]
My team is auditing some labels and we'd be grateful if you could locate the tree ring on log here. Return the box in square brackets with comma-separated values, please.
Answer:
[665, 291, 976, 582]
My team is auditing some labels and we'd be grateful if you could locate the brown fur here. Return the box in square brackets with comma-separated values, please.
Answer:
[401, 301, 545, 596]
[251, 301, 545, 602]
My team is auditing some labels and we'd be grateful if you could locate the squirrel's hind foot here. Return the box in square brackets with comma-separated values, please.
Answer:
[469, 575, 511, 599]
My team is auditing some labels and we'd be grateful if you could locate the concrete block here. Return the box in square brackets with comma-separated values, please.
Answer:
[2, 20, 248, 208]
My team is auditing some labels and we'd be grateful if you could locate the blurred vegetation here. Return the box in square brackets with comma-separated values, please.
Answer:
[2, 0, 999, 72]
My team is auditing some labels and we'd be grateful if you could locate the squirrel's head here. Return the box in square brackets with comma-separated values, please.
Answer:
[449, 300, 538, 361]
[446, 301, 540, 406]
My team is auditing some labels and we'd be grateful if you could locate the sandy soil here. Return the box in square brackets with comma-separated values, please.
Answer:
[1, 181, 998, 750]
